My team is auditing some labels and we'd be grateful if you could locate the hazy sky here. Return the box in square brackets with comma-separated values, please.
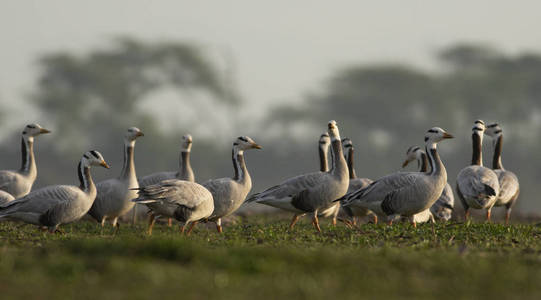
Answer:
[2, 1, 541, 118]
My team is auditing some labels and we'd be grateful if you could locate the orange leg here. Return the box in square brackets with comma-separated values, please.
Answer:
[216, 218, 223, 233]
[168, 218, 173, 227]
[373, 215, 378, 225]
[505, 208, 511, 225]
[312, 214, 322, 233]
[148, 214, 156, 235]
[289, 214, 302, 230]
[464, 209, 470, 221]
[486, 209, 492, 223]
[186, 221, 198, 236]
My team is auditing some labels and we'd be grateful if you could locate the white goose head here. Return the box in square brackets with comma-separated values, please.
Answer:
[424, 127, 454, 146]
[402, 146, 423, 168]
[484, 123, 502, 138]
[22, 123, 51, 141]
[319, 133, 330, 148]
[341, 137, 353, 150]
[82, 150, 110, 169]
[124, 127, 144, 143]
[233, 136, 262, 154]
[472, 120, 486, 136]
[327, 120, 341, 141]
[181, 134, 193, 152]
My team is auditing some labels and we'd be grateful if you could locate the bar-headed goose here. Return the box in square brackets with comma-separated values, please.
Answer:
[339, 138, 376, 224]
[340, 127, 453, 227]
[402, 146, 455, 221]
[456, 120, 500, 221]
[0, 124, 51, 198]
[485, 123, 519, 224]
[203, 136, 261, 233]
[0, 151, 109, 233]
[138, 134, 194, 226]
[88, 127, 144, 228]
[132, 179, 214, 235]
[247, 121, 349, 232]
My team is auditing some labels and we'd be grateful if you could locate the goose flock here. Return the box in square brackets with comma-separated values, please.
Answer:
[0, 120, 520, 234]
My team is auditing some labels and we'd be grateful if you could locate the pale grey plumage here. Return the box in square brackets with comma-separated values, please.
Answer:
[341, 127, 453, 224]
[0, 151, 109, 232]
[0, 124, 50, 198]
[0, 190, 15, 206]
[203, 136, 261, 232]
[247, 121, 349, 231]
[456, 121, 499, 219]
[88, 127, 143, 226]
[133, 179, 213, 226]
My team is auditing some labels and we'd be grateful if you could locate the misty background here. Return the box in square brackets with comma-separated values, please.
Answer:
[1, 1, 540, 218]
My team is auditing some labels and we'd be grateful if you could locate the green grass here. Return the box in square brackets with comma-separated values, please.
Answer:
[0, 217, 541, 299]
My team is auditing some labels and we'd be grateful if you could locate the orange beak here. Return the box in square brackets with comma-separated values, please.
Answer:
[100, 161, 111, 169]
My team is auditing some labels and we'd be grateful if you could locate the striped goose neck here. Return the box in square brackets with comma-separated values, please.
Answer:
[425, 143, 445, 178]
[346, 147, 357, 179]
[471, 133, 483, 166]
[19, 137, 36, 176]
[120, 141, 136, 180]
[232, 149, 249, 183]
[419, 152, 429, 173]
[78, 161, 95, 192]
[319, 145, 329, 172]
[179, 151, 194, 181]
[492, 135, 504, 170]
[330, 139, 347, 176]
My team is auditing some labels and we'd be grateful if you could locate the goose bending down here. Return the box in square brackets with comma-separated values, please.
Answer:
[402, 146, 455, 221]
[247, 120, 349, 232]
[0, 151, 109, 232]
[138, 134, 194, 226]
[340, 127, 453, 227]
[203, 136, 262, 233]
[88, 127, 144, 228]
[456, 120, 500, 222]
[0, 124, 50, 199]
[339, 138, 375, 224]
[132, 180, 214, 235]
[485, 123, 519, 224]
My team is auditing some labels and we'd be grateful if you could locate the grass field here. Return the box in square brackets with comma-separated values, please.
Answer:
[0, 216, 540, 299]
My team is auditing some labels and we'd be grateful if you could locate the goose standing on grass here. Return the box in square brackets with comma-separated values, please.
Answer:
[485, 123, 519, 224]
[456, 120, 500, 222]
[340, 127, 453, 227]
[0, 124, 51, 199]
[247, 121, 349, 232]
[138, 134, 194, 226]
[0, 151, 109, 233]
[339, 138, 375, 225]
[88, 127, 144, 228]
[132, 180, 213, 235]
[402, 146, 455, 221]
[203, 136, 262, 233]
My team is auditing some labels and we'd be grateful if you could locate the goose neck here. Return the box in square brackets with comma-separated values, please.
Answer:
[232, 149, 250, 184]
[492, 135, 504, 170]
[78, 161, 95, 193]
[330, 139, 348, 177]
[120, 140, 136, 180]
[425, 143, 446, 181]
[419, 152, 429, 173]
[19, 137, 36, 177]
[346, 147, 357, 179]
[179, 151, 194, 181]
[319, 145, 329, 172]
[471, 133, 483, 166]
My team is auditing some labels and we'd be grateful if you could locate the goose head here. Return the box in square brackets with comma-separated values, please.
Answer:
[424, 127, 454, 145]
[319, 133, 330, 149]
[341, 137, 353, 151]
[124, 127, 144, 143]
[484, 123, 502, 138]
[402, 146, 423, 168]
[472, 120, 486, 136]
[181, 134, 193, 152]
[82, 150, 110, 169]
[327, 120, 341, 141]
[233, 136, 262, 153]
[22, 123, 51, 141]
